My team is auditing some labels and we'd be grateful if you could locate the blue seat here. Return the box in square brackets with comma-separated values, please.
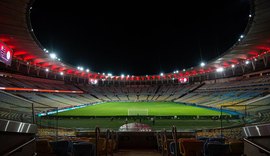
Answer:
[49, 140, 72, 156]
[169, 142, 180, 156]
[203, 138, 226, 156]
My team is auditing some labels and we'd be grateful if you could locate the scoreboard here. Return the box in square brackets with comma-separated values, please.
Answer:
[0, 40, 13, 66]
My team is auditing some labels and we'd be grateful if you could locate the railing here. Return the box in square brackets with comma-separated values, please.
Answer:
[3, 138, 36, 156]
[243, 138, 270, 155]
[220, 104, 270, 136]
[95, 126, 101, 156]
[172, 125, 178, 156]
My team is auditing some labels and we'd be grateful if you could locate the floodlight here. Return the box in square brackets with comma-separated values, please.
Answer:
[245, 60, 250, 65]
[45, 68, 49, 72]
[231, 64, 235, 68]
[216, 67, 224, 72]
[200, 62, 205, 67]
[49, 53, 57, 60]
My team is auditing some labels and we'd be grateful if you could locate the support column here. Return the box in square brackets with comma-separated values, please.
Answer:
[16, 61, 21, 71]
[27, 64, 31, 74]
[241, 64, 245, 73]
[263, 55, 268, 67]
[231, 67, 235, 76]
[251, 60, 256, 70]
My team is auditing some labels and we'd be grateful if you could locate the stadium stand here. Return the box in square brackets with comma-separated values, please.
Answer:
[0, 0, 270, 155]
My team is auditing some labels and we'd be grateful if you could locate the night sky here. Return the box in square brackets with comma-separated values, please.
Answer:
[30, 0, 250, 75]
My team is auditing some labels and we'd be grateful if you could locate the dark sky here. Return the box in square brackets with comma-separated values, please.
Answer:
[30, 0, 250, 75]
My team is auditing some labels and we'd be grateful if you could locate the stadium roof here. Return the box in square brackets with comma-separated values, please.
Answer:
[0, 0, 269, 81]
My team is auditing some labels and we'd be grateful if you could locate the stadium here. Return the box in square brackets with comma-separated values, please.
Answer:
[0, 0, 269, 156]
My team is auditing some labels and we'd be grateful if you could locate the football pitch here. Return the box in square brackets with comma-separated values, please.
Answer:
[40, 102, 242, 130]
[55, 102, 228, 116]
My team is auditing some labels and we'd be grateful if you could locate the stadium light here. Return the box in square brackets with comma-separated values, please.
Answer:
[108, 73, 112, 77]
[43, 48, 46, 51]
[102, 73, 105, 75]
[57, 58, 61, 61]
[245, 60, 250, 65]
[60, 72, 64, 75]
[231, 64, 235, 68]
[121, 74, 125, 78]
[249, 14, 252, 18]
[200, 62, 205, 67]
[216, 67, 224, 72]
[183, 69, 186, 72]
[240, 35, 244, 39]
[77, 66, 84, 71]
[86, 69, 90, 73]
[160, 73, 164, 76]
[45, 68, 49, 72]
[49, 53, 57, 60]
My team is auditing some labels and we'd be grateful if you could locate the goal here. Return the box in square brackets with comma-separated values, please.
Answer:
[128, 109, 149, 116]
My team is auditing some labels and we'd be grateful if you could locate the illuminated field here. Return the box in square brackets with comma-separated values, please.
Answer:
[56, 102, 228, 116]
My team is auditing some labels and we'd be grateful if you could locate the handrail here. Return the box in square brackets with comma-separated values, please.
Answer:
[105, 129, 111, 156]
[95, 127, 101, 156]
[243, 138, 270, 154]
[162, 129, 167, 156]
[171, 125, 178, 156]
[3, 137, 36, 156]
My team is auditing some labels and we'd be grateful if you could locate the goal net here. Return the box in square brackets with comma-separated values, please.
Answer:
[128, 109, 149, 116]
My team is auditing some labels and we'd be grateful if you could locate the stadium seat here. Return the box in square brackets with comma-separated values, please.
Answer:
[89, 138, 106, 155]
[228, 141, 244, 156]
[204, 141, 229, 156]
[72, 141, 96, 156]
[49, 140, 72, 156]
[36, 139, 56, 156]
[178, 138, 203, 156]
[169, 142, 180, 156]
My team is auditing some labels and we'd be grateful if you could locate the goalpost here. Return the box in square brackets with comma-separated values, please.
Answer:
[128, 109, 149, 116]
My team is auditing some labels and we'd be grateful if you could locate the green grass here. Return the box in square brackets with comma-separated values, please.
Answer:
[38, 118, 242, 131]
[56, 102, 227, 116]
